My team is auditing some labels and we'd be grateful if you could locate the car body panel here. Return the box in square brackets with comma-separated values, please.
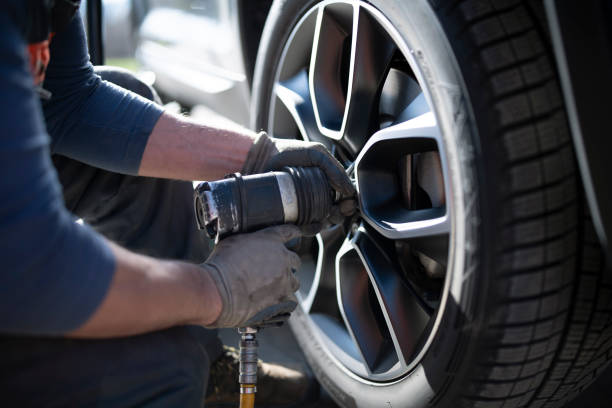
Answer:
[545, 0, 612, 263]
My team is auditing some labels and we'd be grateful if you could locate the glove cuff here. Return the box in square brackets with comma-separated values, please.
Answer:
[241, 131, 275, 175]
[201, 263, 233, 328]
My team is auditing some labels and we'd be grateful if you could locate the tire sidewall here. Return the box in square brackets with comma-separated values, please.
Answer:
[251, 1, 483, 406]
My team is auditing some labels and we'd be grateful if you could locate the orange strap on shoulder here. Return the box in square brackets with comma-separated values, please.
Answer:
[27, 33, 54, 85]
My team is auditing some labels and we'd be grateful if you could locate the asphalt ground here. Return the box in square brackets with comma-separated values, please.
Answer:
[219, 325, 339, 407]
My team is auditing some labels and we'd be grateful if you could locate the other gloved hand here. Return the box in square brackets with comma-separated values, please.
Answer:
[242, 132, 357, 226]
[201, 225, 302, 328]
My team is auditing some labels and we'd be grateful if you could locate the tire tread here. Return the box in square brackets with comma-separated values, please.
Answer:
[432, 1, 612, 407]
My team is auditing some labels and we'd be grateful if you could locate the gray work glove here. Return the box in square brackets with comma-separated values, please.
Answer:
[201, 225, 302, 328]
[242, 132, 357, 229]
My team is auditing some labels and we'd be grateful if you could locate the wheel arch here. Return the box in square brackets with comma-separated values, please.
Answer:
[544, 0, 612, 265]
[238, 0, 274, 87]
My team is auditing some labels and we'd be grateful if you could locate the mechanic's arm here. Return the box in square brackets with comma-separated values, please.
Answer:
[43, 14, 354, 197]
[140, 111, 355, 198]
[73, 225, 301, 337]
[68, 243, 221, 338]
[138, 112, 254, 181]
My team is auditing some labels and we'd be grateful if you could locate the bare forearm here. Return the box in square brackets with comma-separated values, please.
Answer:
[138, 112, 255, 181]
[69, 241, 221, 338]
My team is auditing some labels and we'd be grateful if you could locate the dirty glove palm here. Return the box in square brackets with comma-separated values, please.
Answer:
[202, 225, 302, 328]
[243, 132, 356, 201]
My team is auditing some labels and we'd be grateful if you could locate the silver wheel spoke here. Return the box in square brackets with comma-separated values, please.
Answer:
[355, 113, 451, 240]
[341, 6, 396, 153]
[275, 69, 329, 146]
[336, 237, 395, 373]
[298, 225, 346, 313]
[309, 4, 395, 149]
[309, 4, 352, 138]
[336, 225, 431, 372]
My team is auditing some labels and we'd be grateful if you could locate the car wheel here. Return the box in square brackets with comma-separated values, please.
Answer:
[251, 1, 611, 407]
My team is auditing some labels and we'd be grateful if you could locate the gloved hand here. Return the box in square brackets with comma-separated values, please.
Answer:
[242, 132, 357, 227]
[201, 225, 302, 328]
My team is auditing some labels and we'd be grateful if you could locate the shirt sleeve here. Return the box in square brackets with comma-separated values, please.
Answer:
[0, 8, 116, 335]
[42, 14, 164, 175]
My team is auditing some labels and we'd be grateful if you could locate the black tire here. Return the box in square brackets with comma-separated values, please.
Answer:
[251, 1, 612, 407]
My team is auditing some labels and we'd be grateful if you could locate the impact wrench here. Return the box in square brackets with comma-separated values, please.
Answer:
[194, 166, 339, 407]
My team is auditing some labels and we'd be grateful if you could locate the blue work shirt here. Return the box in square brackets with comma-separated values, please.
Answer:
[0, 2, 164, 335]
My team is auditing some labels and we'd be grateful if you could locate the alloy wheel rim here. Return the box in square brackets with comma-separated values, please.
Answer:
[267, 0, 456, 382]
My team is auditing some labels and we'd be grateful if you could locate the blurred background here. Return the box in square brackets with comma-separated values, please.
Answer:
[82, 0, 256, 127]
